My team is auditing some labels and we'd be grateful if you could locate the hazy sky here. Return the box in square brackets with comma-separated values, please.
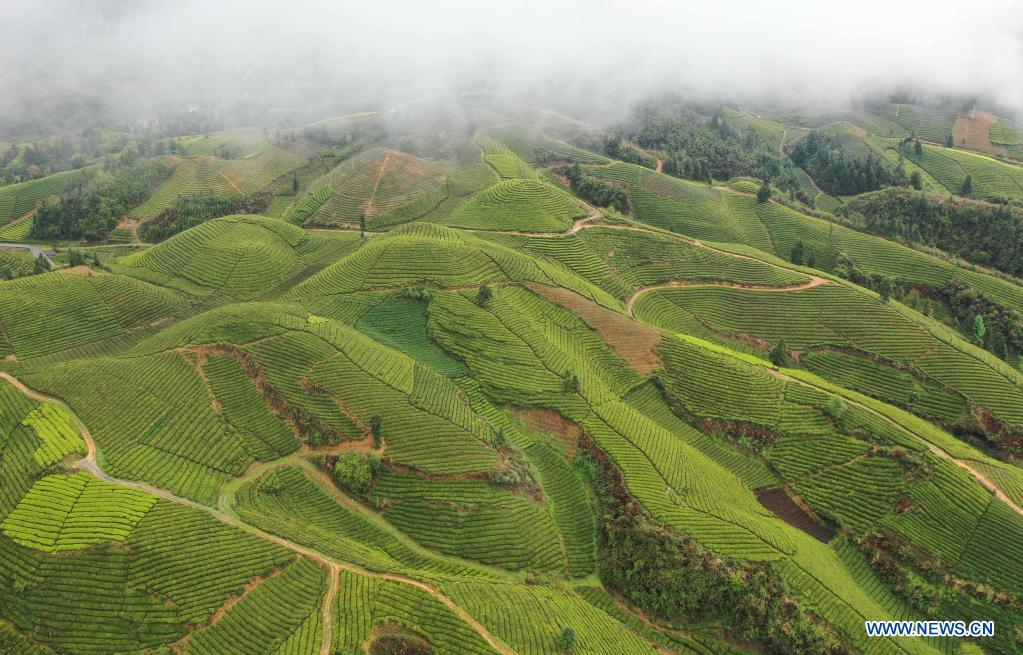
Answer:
[3, 0, 1022, 128]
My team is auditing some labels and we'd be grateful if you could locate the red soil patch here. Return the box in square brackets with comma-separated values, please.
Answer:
[510, 406, 581, 455]
[953, 110, 1009, 157]
[528, 283, 662, 375]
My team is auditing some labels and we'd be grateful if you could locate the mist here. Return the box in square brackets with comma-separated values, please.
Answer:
[3, 0, 1022, 135]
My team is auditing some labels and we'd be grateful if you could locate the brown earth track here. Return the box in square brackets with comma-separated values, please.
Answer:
[625, 275, 829, 315]
[0, 372, 515, 655]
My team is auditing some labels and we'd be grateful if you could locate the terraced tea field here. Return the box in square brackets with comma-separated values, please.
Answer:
[2, 118, 1022, 655]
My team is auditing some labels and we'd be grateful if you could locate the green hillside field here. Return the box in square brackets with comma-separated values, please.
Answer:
[1, 116, 1022, 655]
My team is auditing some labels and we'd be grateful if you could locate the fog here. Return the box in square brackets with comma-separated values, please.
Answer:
[2, 0, 1022, 134]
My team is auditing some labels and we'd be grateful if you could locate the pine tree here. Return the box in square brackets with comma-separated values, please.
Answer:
[555, 627, 577, 653]
[961, 175, 973, 196]
[756, 182, 772, 203]
[878, 276, 895, 303]
[791, 241, 805, 265]
[973, 314, 986, 343]
[769, 340, 790, 368]
[476, 283, 492, 307]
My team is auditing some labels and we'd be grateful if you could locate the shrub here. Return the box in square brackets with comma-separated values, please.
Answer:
[333, 452, 374, 494]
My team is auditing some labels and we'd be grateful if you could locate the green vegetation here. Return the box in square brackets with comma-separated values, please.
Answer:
[442, 178, 587, 231]
[3, 109, 1023, 655]
[31, 161, 169, 241]
[790, 129, 903, 195]
[841, 188, 1023, 277]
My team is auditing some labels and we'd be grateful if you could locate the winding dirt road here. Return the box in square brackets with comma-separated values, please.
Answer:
[625, 276, 829, 315]
[0, 371, 514, 655]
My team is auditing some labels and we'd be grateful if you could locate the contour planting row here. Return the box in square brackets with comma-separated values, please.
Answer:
[309, 148, 450, 226]
[637, 284, 1023, 426]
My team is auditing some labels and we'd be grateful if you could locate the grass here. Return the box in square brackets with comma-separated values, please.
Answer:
[5, 129, 1023, 654]
[179, 128, 268, 159]
[0, 271, 187, 360]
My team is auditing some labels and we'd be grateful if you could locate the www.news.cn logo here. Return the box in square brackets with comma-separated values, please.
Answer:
[865, 621, 994, 638]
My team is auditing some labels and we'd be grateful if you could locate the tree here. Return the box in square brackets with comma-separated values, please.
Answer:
[369, 415, 383, 449]
[909, 171, 922, 190]
[359, 215, 366, 239]
[945, 134, 954, 148]
[118, 144, 139, 167]
[33, 253, 50, 275]
[877, 276, 895, 303]
[332, 452, 373, 494]
[555, 627, 577, 653]
[824, 395, 849, 430]
[68, 249, 84, 267]
[756, 182, 772, 203]
[567, 163, 583, 184]
[914, 139, 923, 156]
[562, 372, 580, 393]
[973, 314, 987, 343]
[790, 240, 805, 265]
[768, 340, 790, 368]
[961, 175, 973, 196]
[988, 329, 1009, 360]
[476, 283, 492, 307]
[292, 175, 299, 193]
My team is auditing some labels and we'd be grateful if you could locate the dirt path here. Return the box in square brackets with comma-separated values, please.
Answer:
[0, 371, 515, 655]
[218, 171, 244, 196]
[320, 563, 341, 655]
[625, 276, 829, 314]
[363, 153, 391, 217]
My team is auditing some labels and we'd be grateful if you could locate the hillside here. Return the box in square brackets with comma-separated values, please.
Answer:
[0, 110, 1022, 655]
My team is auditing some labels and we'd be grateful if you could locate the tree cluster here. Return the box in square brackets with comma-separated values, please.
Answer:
[939, 280, 1023, 360]
[790, 130, 902, 196]
[139, 191, 271, 242]
[31, 161, 170, 241]
[565, 164, 631, 213]
[620, 106, 799, 190]
[332, 451, 381, 495]
[841, 189, 1023, 278]
[579, 435, 849, 655]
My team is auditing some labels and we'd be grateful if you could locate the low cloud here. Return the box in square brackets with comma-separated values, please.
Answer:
[2, 0, 1022, 132]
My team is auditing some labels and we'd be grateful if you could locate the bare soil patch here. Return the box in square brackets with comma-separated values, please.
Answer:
[62, 265, 106, 277]
[510, 406, 581, 455]
[755, 487, 832, 543]
[953, 111, 1008, 157]
[529, 283, 662, 375]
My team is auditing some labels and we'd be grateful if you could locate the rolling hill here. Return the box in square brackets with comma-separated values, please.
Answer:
[0, 111, 1022, 655]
